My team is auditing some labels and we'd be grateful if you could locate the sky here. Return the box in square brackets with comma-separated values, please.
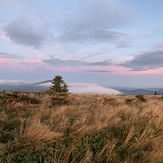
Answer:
[0, 0, 163, 88]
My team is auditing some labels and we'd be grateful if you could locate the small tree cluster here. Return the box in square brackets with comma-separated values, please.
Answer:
[50, 75, 68, 93]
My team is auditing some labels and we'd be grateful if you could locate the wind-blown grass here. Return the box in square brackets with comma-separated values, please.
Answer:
[0, 92, 163, 162]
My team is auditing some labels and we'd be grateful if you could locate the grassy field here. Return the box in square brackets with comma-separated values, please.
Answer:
[0, 91, 163, 163]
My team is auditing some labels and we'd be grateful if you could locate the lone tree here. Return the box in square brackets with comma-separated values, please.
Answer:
[50, 75, 68, 93]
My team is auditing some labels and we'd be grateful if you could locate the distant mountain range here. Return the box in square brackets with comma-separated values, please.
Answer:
[0, 80, 163, 95]
[0, 80, 122, 94]
[106, 86, 163, 95]
[116, 88, 163, 95]
[119, 89, 160, 95]
[0, 80, 52, 92]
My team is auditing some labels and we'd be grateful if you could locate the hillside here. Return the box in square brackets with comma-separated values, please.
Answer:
[0, 92, 163, 162]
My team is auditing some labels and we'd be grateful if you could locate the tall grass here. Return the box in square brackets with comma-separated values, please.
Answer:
[0, 92, 163, 162]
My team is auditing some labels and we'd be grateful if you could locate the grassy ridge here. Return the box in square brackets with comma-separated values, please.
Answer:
[0, 92, 163, 162]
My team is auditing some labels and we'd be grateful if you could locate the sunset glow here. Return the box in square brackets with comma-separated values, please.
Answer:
[0, 0, 163, 87]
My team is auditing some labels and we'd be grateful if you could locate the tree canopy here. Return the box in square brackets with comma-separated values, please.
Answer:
[50, 75, 68, 93]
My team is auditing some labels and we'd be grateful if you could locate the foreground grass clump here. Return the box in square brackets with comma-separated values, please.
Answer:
[0, 92, 163, 162]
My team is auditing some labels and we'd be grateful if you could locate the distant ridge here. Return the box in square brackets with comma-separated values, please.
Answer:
[119, 89, 155, 95]
[158, 88, 163, 94]
[33, 80, 52, 86]
[0, 80, 163, 95]
[0, 81, 49, 92]
[0, 80, 122, 94]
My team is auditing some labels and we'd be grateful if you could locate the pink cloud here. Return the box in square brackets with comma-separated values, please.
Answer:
[110, 66, 163, 75]
[0, 34, 11, 42]
[0, 57, 59, 73]
[22, 58, 43, 64]
[43, 64, 163, 75]
[82, 65, 163, 75]
[56, 66, 83, 72]
[0, 58, 27, 71]
[157, 43, 163, 50]
[1, 56, 163, 76]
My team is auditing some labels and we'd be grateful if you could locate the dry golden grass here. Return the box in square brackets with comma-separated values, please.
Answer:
[19, 118, 63, 144]
[0, 92, 163, 162]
